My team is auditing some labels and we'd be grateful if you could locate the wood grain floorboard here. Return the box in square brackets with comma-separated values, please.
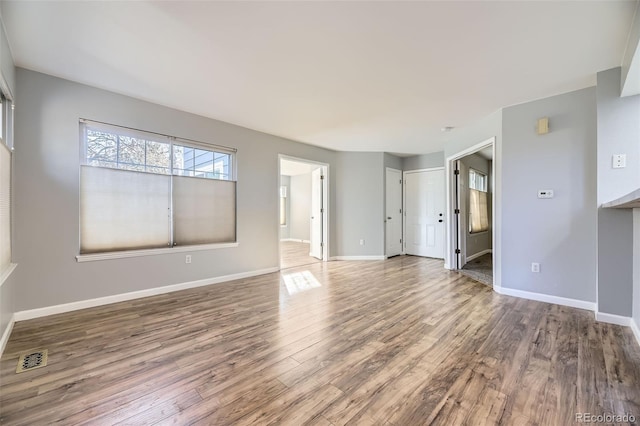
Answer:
[1, 256, 639, 425]
[280, 241, 321, 270]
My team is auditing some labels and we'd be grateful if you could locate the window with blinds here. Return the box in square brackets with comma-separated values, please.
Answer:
[0, 143, 10, 272]
[0, 91, 14, 274]
[79, 120, 237, 254]
[469, 169, 489, 234]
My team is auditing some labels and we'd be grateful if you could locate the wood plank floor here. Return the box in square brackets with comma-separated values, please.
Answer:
[1, 256, 640, 425]
[280, 241, 322, 270]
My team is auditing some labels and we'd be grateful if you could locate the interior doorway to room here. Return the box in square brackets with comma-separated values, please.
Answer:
[403, 168, 446, 259]
[279, 156, 328, 269]
[449, 141, 495, 286]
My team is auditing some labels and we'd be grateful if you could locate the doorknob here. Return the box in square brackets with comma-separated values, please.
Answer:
[387, 217, 392, 220]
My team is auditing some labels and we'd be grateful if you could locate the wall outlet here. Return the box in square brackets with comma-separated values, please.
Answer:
[537, 190, 554, 199]
[359, 239, 365, 246]
[612, 154, 626, 169]
[531, 262, 540, 273]
[185, 255, 192, 264]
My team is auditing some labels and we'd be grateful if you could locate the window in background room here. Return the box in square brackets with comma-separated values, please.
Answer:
[80, 120, 237, 254]
[469, 169, 489, 233]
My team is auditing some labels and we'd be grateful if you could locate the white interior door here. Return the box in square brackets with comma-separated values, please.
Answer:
[385, 168, 403, 257]
[404, 169, 445, 258]
[309, 168, 323, 259]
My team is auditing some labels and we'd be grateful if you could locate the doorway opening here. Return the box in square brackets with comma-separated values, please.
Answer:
[278, 156, 329, 269]
[446, 138, 495, 287]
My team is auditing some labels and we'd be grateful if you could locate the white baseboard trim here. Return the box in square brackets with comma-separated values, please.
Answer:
[0, 314, 15, 357]
[13, 267, 280, 322]
[595, 312, 632, 326]
[466, 249, 492, 263]
[330, 256, 386, 261]
[631, 318, 640, 348]
[494, 286, 596, 311]
[280, 238, 310, 243]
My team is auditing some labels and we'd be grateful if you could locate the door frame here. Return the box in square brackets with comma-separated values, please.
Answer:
[278, 154, 330, 267]
[444, 137, 499, 288]
[402, 167, 445, 257]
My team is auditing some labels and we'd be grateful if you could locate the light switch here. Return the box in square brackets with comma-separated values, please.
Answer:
[613, 154, 626, 169]
[538, 190, 554, 199]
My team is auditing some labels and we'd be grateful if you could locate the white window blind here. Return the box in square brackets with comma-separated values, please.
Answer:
[172, 176, 236, 245]
[469, 189, 489, 233]
[0, 144, 10, 271]
[80, 166, 171, 253]
[80, 120, 237, 255]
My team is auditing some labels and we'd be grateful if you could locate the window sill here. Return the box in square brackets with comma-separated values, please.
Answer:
[76, 242, 239, 263]
[0, 263, 17, 288]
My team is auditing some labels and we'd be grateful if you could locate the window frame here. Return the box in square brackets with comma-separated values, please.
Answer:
[0, 82, 15, 284]
[77, 119, 238, 262]
[468, 168, 489, 234]
[468, 168, 487, 192]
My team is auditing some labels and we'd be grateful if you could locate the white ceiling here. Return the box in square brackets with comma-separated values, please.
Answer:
[280, 159, 320, 177]
[1, 1, 637, 156]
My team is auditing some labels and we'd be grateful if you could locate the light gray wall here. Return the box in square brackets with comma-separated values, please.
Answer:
[444, 110, 502, 160]
[502, 87, 597, 302]
[634, 209, 640, 332]
[460, 153, 492, 258]
[488, 160, 493, 250]
[13, 68, 363, 311]
[335, 152, 384, 257]
[290, 172, 311, 241]
[402, 151, 444, 171]
[596, 67, 640, 316]
[383, 152, 403, 170]
[279, 175, 290, 240]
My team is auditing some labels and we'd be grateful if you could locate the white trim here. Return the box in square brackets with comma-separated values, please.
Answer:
[76, 243, 239, 262]
[280, 238, 310, 243]
[631, 318, 640, 348]
[494, 286, 596, 311]
[465, 249, 492, 263]
[595, 312, 632, 326]
[403, 166, 445, 174]
[0, 314, 14, 357]
[0, 263, 17, 288]
[330, 256, 386, 261]
[13, 267, 279, 321]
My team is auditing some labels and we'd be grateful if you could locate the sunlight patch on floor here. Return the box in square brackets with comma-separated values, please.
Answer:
[282, 270, 322, 295]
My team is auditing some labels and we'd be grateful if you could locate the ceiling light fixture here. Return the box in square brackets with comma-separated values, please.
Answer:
[441, 126, 455, 132]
